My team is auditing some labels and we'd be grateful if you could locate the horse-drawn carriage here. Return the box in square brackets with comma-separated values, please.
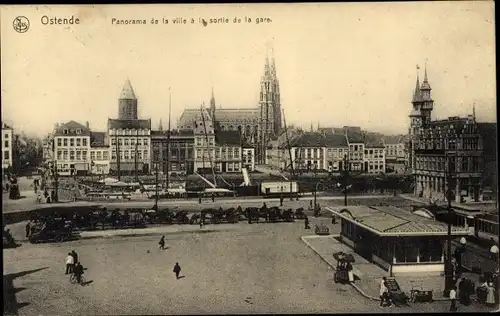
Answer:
[333, 252, 355, 284]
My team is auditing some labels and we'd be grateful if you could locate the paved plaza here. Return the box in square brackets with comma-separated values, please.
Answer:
[4, 215, 495, 315]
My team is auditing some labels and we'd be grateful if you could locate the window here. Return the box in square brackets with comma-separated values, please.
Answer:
[120, 151, 124, 160]
[215, 149, 221, 159]
[124, 138, 129, 146]
[70, 138, 74, 147]
[234, 148, 240, 158]
[222, 148, 227, 159]
[124, 151, 129, 160]
[63, 150, 69, 160]
[143, 150, 148, 160]
[208, 138, 214, 146]
[76, 150, 81, 161]
[103, 151, 108, 160]
[82, 150, 87, 160]
[4, 133, 8, 139]
[4, 150, 9, 160]
[228, 163, 233, 172]
[76, 138, 81, 146]
[70, 150, 75, 160]
[57, 150, 62, 160]
[91, 151, 96, 160]
[131, 138, 135, 145]
[111, 138, 116, 145]
[96, 151, 102, 160]
[143, 138, 148, 146]
[4, 140, 8, 148]
[112, 151, 116, 160]
[228, 148, 233, 159]
[138, 151, 142, 160]
[234, 163, 240, 172]
[118, 139, 123, 146]
[63, 138, 68, 146]
[57, 138, 62, 146]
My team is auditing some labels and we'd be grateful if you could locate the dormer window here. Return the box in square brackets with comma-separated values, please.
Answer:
[63, 129, 68, 135]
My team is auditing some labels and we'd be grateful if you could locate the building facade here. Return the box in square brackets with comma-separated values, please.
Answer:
[383, 135, 408, 173]
[53, 121, 91, 176]
[178, 45, 282, 164]
[108, 119, 151, 176]
[90, 132, 110, 176]
[2, 123, 13, 172]
[323, 134, 349, 172]
[364, 144, 386, 174]
[409, 66, 484, 203]
[242, 147, 256, 171]
[150, 130, 195, 175]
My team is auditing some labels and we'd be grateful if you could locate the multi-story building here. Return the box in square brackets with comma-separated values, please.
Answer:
[108, 79, 152, 176]
[53, 121, 91, 176]
[364, 142, 386, 174]
[90, 132, 110, 176]
[2, 122, 13, 173]
[345, 132, 365, 172]
[323, 134, 349, 172]
[108, 119, 151, 176]
[150, 130, 195, 175]
[409, 66, 485, 203]
[383, 135, 408, 173]
[192, 115, 245, 174]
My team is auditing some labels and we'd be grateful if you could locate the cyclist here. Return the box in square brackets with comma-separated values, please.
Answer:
[73, 262, 84, 285]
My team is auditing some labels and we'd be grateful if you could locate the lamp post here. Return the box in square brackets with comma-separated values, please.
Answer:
[313, 182, 324, 217]
[444, 139, 456, 297]
[341, 154, 350, 207]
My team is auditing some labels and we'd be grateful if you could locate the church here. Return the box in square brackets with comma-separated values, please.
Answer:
[178, 47, 282, 163]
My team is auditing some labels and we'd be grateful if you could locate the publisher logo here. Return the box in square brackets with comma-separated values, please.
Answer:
[13, 16, 30, 33]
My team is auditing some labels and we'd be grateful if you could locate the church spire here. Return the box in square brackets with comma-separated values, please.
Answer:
[420, 59, 432, 91]
[412, 65, 421, 103]
[472, 102, 476, 120]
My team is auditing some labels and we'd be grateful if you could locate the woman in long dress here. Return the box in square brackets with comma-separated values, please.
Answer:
[486, 282, 496, 306]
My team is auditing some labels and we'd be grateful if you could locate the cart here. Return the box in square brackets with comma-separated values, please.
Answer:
[333, 253, 355, 284]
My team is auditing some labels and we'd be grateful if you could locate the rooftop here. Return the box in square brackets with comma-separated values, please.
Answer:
[54, 121, 91, 136]
[330, 205, 469, 236]
[108, 119, 151, 130]
[151, 130, 194, 137]
[119, 79, 137, 100]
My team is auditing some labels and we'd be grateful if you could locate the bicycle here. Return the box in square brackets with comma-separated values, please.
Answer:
[69, 273, 86, 285]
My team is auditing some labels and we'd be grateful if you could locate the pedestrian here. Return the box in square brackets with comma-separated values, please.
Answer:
[379, 277, 388, 307]
[331, 215, 336, 224]
[211, 194, 215, 202]
[198, 195, 202, 204]
[173, 262, 182, 279]
[304, 216, 310, 229]
[65, 252, 75, 274]
[486, 281, 496, 307]
[71, 250, 79, 264]
[309, 200, 313, 209]
[280, 195, 283, 206]
[25, 222, 31, 238]
[449, 286, 457, 312]
[158, 236, 165, 250]
[73, 262, 84, 285]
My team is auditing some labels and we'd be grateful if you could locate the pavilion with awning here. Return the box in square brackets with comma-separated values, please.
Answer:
[326, 205, 470, 276]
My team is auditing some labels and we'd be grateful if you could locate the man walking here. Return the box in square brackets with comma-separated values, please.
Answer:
[158, 235, 166, 250]
[304, 216, 310, 229]
[65, 252, 75, 274]
[280, 195, 283, 207]
[211, 193, 215, 202]
[173, 262, 182, 279]
[25, 222, 31, 238]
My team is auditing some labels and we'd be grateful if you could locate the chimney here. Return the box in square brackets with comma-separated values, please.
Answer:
[86, 121, 90, 129]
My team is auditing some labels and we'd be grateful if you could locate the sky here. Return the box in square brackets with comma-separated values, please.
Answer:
[1, 2, 496, 137]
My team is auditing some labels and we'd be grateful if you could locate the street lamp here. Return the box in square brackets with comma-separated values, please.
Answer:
[444, 139, 456, 297]
[342, 154, 350, 207]
[314, 182, 324, 216]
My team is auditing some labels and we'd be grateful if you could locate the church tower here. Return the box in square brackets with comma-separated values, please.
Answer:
[258, 43, 281, 162]
[118, 79, 138, 120]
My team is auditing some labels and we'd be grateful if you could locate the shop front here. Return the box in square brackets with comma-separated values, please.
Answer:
[330, 205, 470, 276]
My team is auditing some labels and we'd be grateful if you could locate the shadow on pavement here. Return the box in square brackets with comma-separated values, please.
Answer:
[3, 267, 49, 316]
